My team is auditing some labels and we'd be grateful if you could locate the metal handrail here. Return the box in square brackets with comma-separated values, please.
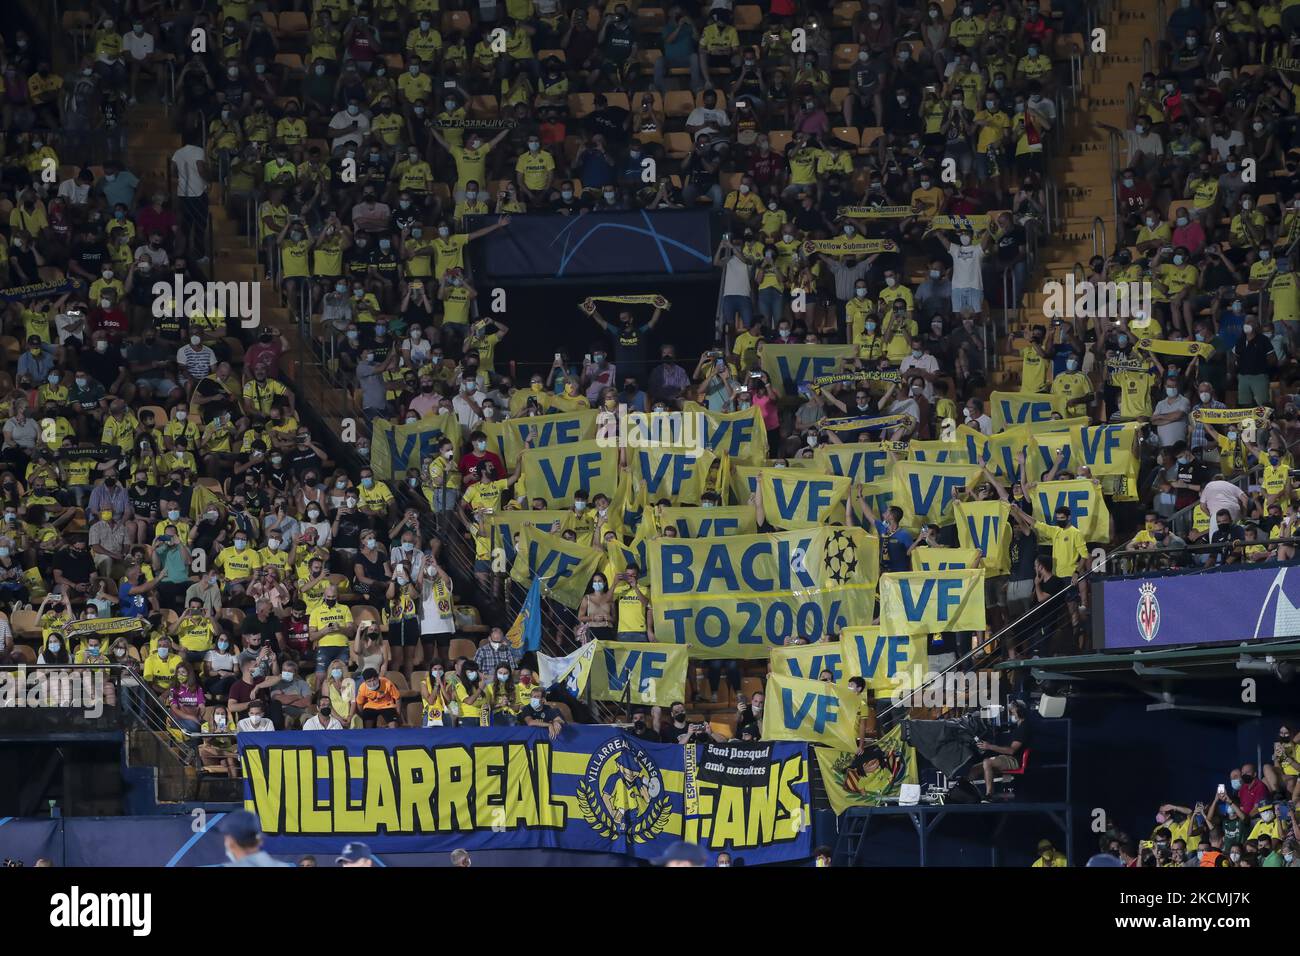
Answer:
[1091, 216, 1107, 257]
[877, 547, 1129, 721]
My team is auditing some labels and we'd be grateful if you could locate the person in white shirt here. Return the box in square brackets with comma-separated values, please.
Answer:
[899, 339, 941, 402]
[122, 20, 164, 104]
[963, 397, 994, 435]
[57, 173, 92, 208]
[939, 228, 991, 317]
[236, 702, 275, 732]
[176, 336, 217, 382]
[328, 99, 371, 152]
[452, 379, 489, 429]
[686, 89, 731, 139]
[170, 131, 210, 260]
[302, 699, 344, 730]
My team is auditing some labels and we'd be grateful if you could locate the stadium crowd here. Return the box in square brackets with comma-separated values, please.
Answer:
[0, 0, 1297, 868]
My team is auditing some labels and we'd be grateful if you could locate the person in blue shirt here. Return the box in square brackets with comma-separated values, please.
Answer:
[118, 563, 159, 618]
[856, 500, 914, 572]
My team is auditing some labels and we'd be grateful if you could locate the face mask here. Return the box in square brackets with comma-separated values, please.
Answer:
[1066, 359, 1079, 371]
[960, 235, 972, 246]
[157, 647, 169, 659]
[1166, 387, 1178, 398]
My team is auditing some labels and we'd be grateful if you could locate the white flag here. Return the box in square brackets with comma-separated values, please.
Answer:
[538, 642, 597, 697]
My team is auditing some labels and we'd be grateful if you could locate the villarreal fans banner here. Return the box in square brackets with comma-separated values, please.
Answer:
[759, 344, 859, 397]
[1033, 478, 1111, 541]
[633, 448, 719, 505]
[891, 460, 982, 528]
[239, 728, 810, 863]
[770, 642, 850, 682]
[954, 500, 1013, 576]
[647, 528, 878, 659]
[521, 439, 621, 507]
[761, 672, 860, 751]
[816, 725, 919, 814]
[680, 404, 770, 464]
[370, 415, 464, 483]
[815, 441, 896, 484]
[879, 569, 988, 635]
[587, 640, 690, 707]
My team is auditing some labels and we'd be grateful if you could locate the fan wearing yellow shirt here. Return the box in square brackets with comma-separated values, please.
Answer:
[406, 21, 443, 63]
[1020, 326, 1050, 392]
[1050, 352, 1095, 416]
[392, 144, 435, 195]
[308, 585, 356, 674]
[357, 468, 397, 521]
[438, 270, 476, 328]
[723, 177, 764, 227]
[1265, 264, 1299, 327]
[453, 181, 491, 226]
[430, 216, 511, 279]
[1109, 361, 1156, 421]
[431, 127, 510, 197]
[515, 135, 556, 205]
[215, 532, 263, 593]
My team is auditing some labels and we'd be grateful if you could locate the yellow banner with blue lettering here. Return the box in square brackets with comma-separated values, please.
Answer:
[508, 525, 604, 609]
[954, 500, 1013, 576]
[239, 727, 811, 863]
[816, 725, 919, 814]
[758, 469, 851, 529]
[910, 546, 983, 572]
[814, 441, 897, 484]
[907, 439, 978, 464]
[891, 460, 982, 528]
[587, 640, 690, 707]
[487, 510, 572, 567]
[839, 627, 929, 693]
[520, 439, 621, 507]
[633, 448, 719, 505]
[370, 414, 464, 483]
[482, 409, 599, 466]
[1070, 422, 1140, 477]
[1033, 478, 1110, 541]
[647, 527, 878, 659]
[770, 642, 851, 683]
[989, 390, 1070, 431]
[681, 403, 770, 464]
[761, 671, 860, 751]
[654, 505, 758, 538]
[879, 569, 988, 635]
[759, 344, 859, 397]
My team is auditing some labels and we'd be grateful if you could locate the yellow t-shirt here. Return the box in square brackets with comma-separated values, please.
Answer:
[309, 601, 352, 649]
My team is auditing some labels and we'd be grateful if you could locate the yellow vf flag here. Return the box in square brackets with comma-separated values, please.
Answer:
[587, 640, 689, 707]
[655, 505, 757, 538]
[954, 500, 1013, 576]
[814, 441, 896, 484]
[633, 448, 718, 505]
[762, 671, 859, 751]
[989, 390, 1070, 431]
[879, 569, 988, 636]
[482, 408, 599, 465]
[891, 460, 982, 528]
[758, 468, 851, 529]
[840, 627, 929, 694]
[760, 344, 859, 397]
[1033, 478, 1110, 541]
[508, 525, 605, 609]
[910, 546, 983, 572]
[681, 403, 770, 464]
[370, 414, 463, 483]
[520, 439, 621, 507]
[770, 641, 852, 683]
[816, 725, 919, 812]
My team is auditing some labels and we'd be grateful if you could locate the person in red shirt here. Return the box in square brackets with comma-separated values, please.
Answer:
[1117, 167, 1155, 239]
[1235, 763, 1269, 817]
[134, 193, 178, 246]
[459, 431, 506, 485]
[243, 329, 285, 376]
[90, 287, 129, 342]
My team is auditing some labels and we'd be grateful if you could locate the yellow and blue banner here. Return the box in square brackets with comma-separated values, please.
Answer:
[1033, 478, 1111, 541]
[633, 448, 718, 505]
[910, 546, 982, 572]
[647, 527, 878, 659]
[839, 627, 929, 693]
[520, 439, 621, 507]
[508, 525, 604, 609]
[588, 640, 690, 707]
[891, 460, 982, 528]
[814, 441, 896, 484]
[770, 642, 850, 683]
[239, 727, 811, 863]
[761, 671, 860, 751]
[655, 505, 757, 538]
[681, 404, 770, 464]
[482, 408, 599, 466]
[954, 500, 1013, 576]
[758, 469, 851, 529]
[370, 415, 463, 482]
[989, 390, 1069, 431]
[505, 576, 543, 653]
[879, 569, 988, 635]
[760, 344, 858, 397]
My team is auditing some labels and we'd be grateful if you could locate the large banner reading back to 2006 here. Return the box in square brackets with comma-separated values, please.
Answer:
[647, 527, 879, 659]
[239, 728, 810, 863]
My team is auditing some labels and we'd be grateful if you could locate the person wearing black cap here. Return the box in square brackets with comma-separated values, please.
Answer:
[219, 810, 291, 866]
[337, 842, 379, 867]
